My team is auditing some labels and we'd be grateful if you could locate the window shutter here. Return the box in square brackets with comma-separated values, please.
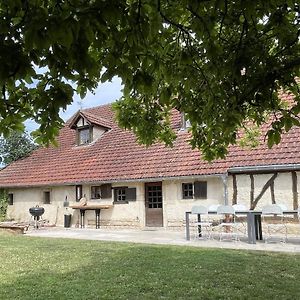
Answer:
[8, 193, 13, 205]
[101, 184, 112, 198]
[126, 188, 137, 201]
[76, 185, 83, 202]
[194, 181, 207, 199]
[113, 188, 118, 202]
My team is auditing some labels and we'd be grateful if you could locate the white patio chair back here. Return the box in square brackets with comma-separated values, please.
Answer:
[261, 204, 287, 243]
[191, 205, 212, 240]
[217, 205, 235, 215]
[232, 204, 247, 212]
[233, 204, 248, 235]
[216, 205, 239, 241]
[208, 204, 220, 212]
[262, 204, 283, 215]
[191, 205, 208, 215]
[277, 204, 287, 211]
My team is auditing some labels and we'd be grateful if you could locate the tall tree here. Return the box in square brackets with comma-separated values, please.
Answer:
[0, 131, 37, 166]
[0, 1, 299, 160]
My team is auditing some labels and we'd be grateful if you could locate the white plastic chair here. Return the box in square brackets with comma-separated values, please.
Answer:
[191, 205, 213, 240]
[233, 204, 248, 236]
[217, 205, 239, 241]
[207, 204, 221, 238]
[277, 204, 288, 211]
[262, 204, 287, 243]
[208, 204, 220, 212]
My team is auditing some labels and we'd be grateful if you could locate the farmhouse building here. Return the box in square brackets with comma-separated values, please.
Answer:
[0, 99, 299, 228]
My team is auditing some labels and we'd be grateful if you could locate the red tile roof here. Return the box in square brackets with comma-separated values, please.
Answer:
[1, 102, 300, 187]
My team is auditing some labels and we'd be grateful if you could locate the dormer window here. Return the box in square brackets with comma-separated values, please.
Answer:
[181, 113, 191, 130]
[69, 111, 112, 146]
[78, 126, 92, 145]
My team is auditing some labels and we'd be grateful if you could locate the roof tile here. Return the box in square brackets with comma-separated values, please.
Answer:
[1, 102, 300, 187]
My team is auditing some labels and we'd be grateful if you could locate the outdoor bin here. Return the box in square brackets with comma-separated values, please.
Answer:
[64, 214, 72, 228]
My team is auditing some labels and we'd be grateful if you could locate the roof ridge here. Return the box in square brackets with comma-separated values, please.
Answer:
[81, 102, 113, 113]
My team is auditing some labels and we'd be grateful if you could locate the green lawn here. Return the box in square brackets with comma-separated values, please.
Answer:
[0, 234, 299, 300]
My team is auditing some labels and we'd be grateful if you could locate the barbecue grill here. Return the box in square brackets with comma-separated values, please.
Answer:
[29, 206, 45, 229]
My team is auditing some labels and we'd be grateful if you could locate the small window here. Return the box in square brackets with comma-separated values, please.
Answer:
[76, 185, 83, 202]
[182, 181, 207, 199]
[113, 187, 136, 203]
[181, 113, 191, 130]
[78, 127, 91, 145]
[116, 188, 126, 202]
[8, 193, 13, 205]
[43, 191, 51, 204]
[91, 186, 101, 199]
[182, 183, 193, 199]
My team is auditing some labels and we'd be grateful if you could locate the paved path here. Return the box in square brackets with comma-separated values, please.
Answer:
[25, 227, 300, 253]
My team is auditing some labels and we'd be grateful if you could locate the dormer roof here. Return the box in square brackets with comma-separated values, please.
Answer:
[69, 110, 112, 130]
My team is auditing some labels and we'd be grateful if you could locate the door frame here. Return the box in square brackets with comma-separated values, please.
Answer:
[145, 182, 163, 227]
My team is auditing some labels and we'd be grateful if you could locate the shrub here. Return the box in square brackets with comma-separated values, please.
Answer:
[0, 189, 8, 221]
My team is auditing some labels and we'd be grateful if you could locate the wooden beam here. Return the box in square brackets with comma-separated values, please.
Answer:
[252, 173, 278, 209]
[232, 174, 237, 205]
[270, 181, 276, 204]
[292, 171, 298, 210]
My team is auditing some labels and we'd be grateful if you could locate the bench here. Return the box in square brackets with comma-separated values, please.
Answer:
[0, 224, 28, 234]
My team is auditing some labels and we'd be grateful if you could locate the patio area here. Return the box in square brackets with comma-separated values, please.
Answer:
[25, 226, 300, 253]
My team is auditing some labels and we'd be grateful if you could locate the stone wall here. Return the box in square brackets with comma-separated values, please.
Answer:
[6, 172, 299, 229]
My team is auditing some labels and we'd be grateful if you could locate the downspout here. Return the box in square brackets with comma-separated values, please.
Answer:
[222, 173, 229, 205]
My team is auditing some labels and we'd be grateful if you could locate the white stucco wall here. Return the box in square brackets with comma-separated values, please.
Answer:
[6, 176, 225, 228]
[5, 172, 299, 233]
[163, 177, 224, 228]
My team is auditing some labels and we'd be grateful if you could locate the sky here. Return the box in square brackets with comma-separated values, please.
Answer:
[25, 77, 123, 132]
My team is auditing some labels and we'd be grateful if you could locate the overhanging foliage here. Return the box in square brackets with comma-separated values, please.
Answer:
[0, 1, 299, 160]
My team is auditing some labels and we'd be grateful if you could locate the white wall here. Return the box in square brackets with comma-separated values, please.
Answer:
[6, 177, 225, 228]
[163, 177, 224, 228]
[6, 172, 299, 232]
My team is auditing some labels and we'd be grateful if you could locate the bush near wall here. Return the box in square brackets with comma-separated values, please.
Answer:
[0, 189, 8, 221]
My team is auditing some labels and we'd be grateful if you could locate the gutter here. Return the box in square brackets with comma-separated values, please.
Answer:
[228, 164, 300, 174]
[221, 173, 229, 205]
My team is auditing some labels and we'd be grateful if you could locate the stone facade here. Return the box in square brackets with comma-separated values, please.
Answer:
[6, 172, 299, 229]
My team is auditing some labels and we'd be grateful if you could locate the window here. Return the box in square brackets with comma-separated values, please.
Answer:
[181, 113, 191, 130]
[116, 188, 126, 202]
[182, 183, 193, 199]
[78, 127, 92, 145]
[113, 187, 136, 203]
[8, 193, 13, 205]
[76, 185, 83, 202]
[182, 181, 207, 199]
[147, 185, 162, 208]
[43, 191, 51, 204]
[91, 186, 101, 199]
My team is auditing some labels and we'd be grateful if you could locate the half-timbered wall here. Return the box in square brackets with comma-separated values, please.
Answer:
[227, 172, 300, 210]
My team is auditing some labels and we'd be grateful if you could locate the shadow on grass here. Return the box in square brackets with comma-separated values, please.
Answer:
[0, 236, 300, 299]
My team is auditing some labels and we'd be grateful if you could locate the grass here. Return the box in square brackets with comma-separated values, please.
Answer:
[0, 234, 300, 300]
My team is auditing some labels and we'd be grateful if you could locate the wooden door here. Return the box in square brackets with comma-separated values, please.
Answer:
[145, 182, 163, 227]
